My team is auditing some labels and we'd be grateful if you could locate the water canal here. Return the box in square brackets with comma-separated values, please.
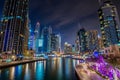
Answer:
[0, 57, 80, 80]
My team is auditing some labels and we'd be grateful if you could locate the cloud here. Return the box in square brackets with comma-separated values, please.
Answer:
[0, 0, 119, 49]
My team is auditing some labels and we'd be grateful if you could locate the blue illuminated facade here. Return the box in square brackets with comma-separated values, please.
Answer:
[34, 22, 42, 54]
[28, 21, 34, 50]
[41, 26, 52, 53]
[0, 0, 29, 54]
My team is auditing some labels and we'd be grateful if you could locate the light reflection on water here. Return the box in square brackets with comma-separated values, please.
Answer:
[0, 57, 79, 80]
[9, 67, 15, 80]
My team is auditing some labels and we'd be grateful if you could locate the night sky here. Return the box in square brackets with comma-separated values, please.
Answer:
[0, 0, 120, 49]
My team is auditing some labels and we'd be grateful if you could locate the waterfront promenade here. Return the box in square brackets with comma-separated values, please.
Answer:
[75, 64, 104, 80]
[0, 58, 46, 68]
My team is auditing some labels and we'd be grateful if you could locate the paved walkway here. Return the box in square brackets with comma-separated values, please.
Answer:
[75, 64, 105, 80]
[0, 58, 46, 68]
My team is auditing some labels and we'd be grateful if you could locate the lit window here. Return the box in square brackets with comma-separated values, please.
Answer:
[102, 31, 105, 34]
[106, 3, 110, 6]
[99, 16, 102, 19]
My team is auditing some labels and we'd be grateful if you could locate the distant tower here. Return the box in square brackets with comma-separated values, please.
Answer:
[57, 34, 61, 53]
[0, 0, 29, 54]
[28, 20, 34, 50]
[50, 34, 61, 53]
[42, 26, 52, 53]
[98, 0, 120, 47]
[34, 22, 41, 54]
[75, 35, 80, 54]
[64, 42, 72, 54]
[34, 22, 40, 39]
[48, 26, 52, 34]
[86, 30, 99, 52]
[77, 28, 88, 54]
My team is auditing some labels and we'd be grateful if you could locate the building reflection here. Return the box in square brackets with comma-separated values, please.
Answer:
[44, 61, 46, 71]
[25, 64, 29, 73]
[35, 61, 45, 80]
[24, 64, 30, 80]
[65, 59, 71, 79]
[58, 57, 62, 80]
[34, 62, 36, 72]
[0, 58, 78, 80]
[0, 70, 1, 74]
[9, 67, 15, 80]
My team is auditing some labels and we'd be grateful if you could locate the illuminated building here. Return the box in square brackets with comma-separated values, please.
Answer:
[50, 34, 61, 53]
[64, 42, 72, 54]
[77, 28, 88, 54]
[98, 0, 120, 47]
[98, 35, 104, 50]
[50, 34, 57, 52]
[51, 34, 58, 51]
[86, 30, 99, 52]
[28, 20, 34, 50]
[34, 22, 42, 54]
[34, 22, 40, 40]
[42, 26, 52, 53]
[0, 21, 3, 51]
[56, 34, 61, 53]
[102, 44, 120, 56]
[75, 36, 80, 54]
[0, 0, 29, 54]
[72, 45, 76, 53]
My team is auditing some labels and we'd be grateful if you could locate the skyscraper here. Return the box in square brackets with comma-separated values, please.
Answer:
[98, 0, 120, 47]
[50, 34, 61, 53]
[64, 42, 72, 54]
[0, 21, 2, 50]
[50, 34, 57, 52]
[34, 22, 41, 54]
[77, 28, 88, 54]
[34, 22, 40, 39]
[28, 20, 34, 50]
[56, 34, 61, 53]
[75, 36, 80, 54]
[42, 26, 52, 53]
[0, 0, 29, 54]
[86, 30, 99, 52]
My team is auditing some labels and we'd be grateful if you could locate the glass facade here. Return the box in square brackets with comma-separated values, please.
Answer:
[0, 0, 29, 54]
[98, 0, 120, 47]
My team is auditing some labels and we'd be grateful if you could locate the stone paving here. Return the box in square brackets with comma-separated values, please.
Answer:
[75, 64, 105, 80]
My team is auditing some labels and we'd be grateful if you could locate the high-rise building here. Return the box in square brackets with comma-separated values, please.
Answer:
[34, 22, 40, 39]
[98, 0, 120, 47]
[0, 0, 29, 54]
[56, 34, 61, 53]
[0, 21, 2, 51]
[42, 26, 52, 53]
[64, 42, 72, 54]
[72, 45, 76, 53]
[50, 34, 61, 53]
[86, 30, 99, 52]
[77, 28, 88, 54]
[50, 34, 58, 52]
[75, 36, 80, 54]
[28, 20, 34, 50]
[34, 22, 42, 54]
